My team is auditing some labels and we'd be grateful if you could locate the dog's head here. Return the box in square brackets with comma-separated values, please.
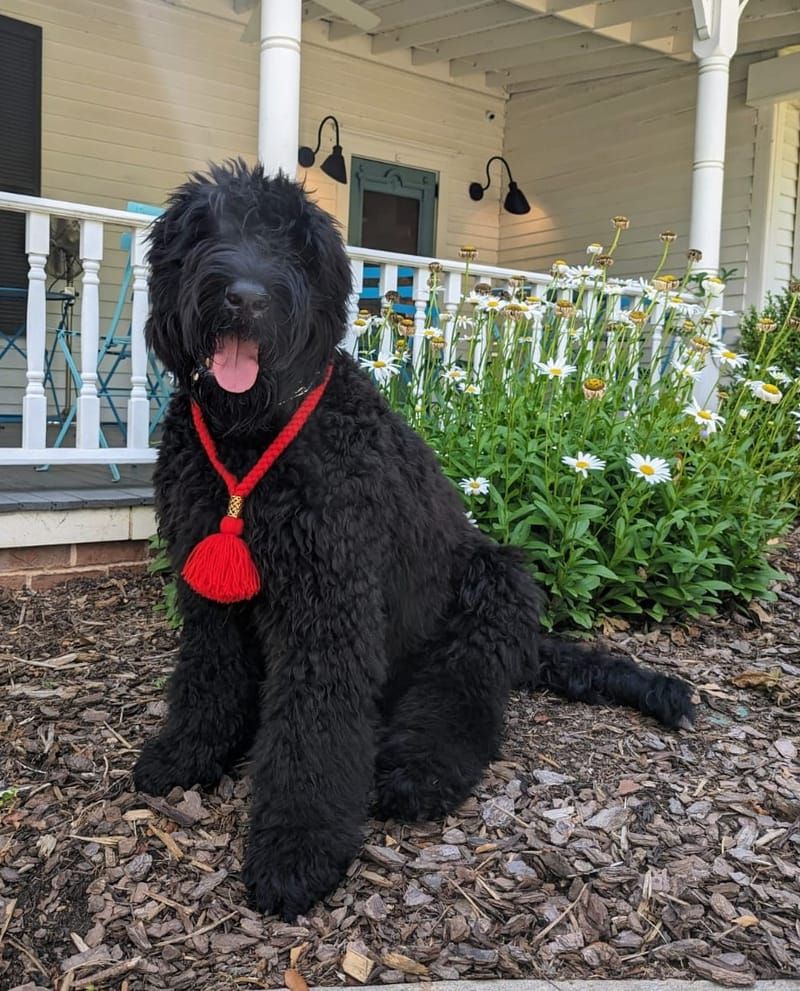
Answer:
[146, 160, 351, 427]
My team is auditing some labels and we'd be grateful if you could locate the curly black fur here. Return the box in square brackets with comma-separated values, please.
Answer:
[134, 161, 695, 920]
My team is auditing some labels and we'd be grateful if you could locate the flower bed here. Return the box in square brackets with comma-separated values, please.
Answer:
[355, 228, 800, 629]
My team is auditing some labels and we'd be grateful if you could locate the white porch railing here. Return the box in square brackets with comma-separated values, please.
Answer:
[0, 191, 554, 469]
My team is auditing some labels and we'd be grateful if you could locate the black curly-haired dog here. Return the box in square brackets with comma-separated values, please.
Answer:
[134, 160, 694, 920]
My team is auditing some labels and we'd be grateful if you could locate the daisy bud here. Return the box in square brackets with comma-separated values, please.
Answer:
[428, 261, 443, 273]
[757, 318, 778, 333]
[653, 274, 679, 292]
[789, 315, 800, 330]
[687, 248, 703, 263]
[384, 290, 399, 303]
[789, 277, 800, 294]
[474, 282, 492, 295]
[582, 377, 607, 400]
[660, 230, 677, 242]
[551, 259, 569, 275]
[586, 243, 603, 255]
[596, 254, 614, 268]
[612, 216, 630, 230]
[629, 310, 647, 325]
[459, 245, 478, 260]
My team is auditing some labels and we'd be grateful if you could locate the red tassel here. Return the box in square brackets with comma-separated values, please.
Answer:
[182, 515, 261, 604]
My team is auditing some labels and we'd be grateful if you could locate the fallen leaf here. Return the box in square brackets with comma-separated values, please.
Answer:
[289, 943, 310, 968]
[284, 968, 308, 991]
[733, 914, 759, 928]
[730, 668, 781, 691]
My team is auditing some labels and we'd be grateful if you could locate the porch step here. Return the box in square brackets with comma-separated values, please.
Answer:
[0, 484, 153, 513]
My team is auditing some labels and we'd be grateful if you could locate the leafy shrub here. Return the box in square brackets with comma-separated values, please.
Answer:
[739, 284, 800, 378]
[356, 231, 800, 629]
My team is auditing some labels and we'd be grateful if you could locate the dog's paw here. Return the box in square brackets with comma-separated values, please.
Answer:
[242, 830, 354, 920]
[649, 674, 696, 729]
[133, 735, 223, 796]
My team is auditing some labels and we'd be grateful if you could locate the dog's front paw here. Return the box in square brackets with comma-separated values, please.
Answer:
[242, 829, 355, 920]
[134, 734, 223, 796]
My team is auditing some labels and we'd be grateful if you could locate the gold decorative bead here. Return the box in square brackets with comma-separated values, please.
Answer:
[227, 495, 245, 518]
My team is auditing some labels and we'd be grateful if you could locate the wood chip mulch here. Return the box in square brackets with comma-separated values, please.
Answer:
[1, 534, 799, 990]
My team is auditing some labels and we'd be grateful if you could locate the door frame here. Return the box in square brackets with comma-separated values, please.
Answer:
[348, 156, 438, 257]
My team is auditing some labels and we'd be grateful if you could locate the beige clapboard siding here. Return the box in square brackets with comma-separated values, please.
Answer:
[774, 102, 799, 288]
[499, 59, 758, 317]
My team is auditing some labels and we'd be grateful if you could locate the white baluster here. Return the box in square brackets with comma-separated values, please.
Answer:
[76, 220, 103, 450]
[649, 297, 666, 383]
[443, 270, 461, 366]
[127, 229, 150, 450]
[22, 212, 50, 450]
[379, 263, 398, 355]
[530, 312, 544, 367]
[411, 267, 429, 385]
[343, 259, 364, 357]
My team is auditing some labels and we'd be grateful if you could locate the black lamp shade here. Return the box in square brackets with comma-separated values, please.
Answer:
[504, 181, 530, 215]
[298, 115, 348, 184]
[469, 156, 530, 215]
[321, 145, 347, 185]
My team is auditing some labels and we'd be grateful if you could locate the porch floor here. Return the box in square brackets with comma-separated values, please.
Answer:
[0, 422, 154, 513]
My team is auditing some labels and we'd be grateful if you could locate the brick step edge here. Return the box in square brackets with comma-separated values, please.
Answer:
[0, 540, 154, 590]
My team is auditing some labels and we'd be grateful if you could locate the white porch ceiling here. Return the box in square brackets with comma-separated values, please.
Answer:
[291, 0, 800, 93]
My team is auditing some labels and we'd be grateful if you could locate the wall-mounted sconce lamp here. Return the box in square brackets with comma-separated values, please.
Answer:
[298, 115, 347, 184]
[469, 156, 530, 215]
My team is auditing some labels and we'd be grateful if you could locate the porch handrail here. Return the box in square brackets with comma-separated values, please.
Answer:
[0, 191, 154, 229]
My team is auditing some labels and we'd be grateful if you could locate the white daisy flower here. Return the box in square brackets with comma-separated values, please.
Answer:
[705, 306, 736, 319]
[683, 399, 725, 433]
[359, 352, 400, 384]
[475, 296, 505, 313]
[701, 276, 726, 298]
[459, 382, 481, 395]
[561, 452, 606, 478]
[623, 278, 656, 297]
[671, 358, 702, 382]
[441, 365, 466, 385]
[460, 476, 490, 496]
[421, 327, 439, 340]
[749, 380, 783, 404]
[713, 345, 747, 369]
[738, 407, 750, 419]
[767, 365, 793, 386]
[535, 361, 577, 380]
[465, 511, 479, 528]
[586, 243, 603, 256]
[602, 283, 624, 297]
[627, 453, 672, 485]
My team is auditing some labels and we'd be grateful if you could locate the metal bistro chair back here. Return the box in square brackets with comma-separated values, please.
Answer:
[96, 201, 170, 440]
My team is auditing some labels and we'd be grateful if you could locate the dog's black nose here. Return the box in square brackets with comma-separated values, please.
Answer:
[225, 280, 268, 315]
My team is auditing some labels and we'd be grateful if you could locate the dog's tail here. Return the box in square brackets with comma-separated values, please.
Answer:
[516, 635, 695, 729]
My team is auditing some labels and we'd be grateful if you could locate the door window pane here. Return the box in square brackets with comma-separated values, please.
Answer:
[361, 190, 420, 255]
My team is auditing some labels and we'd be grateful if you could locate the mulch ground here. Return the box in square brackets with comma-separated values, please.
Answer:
[1, 539, 799, 991]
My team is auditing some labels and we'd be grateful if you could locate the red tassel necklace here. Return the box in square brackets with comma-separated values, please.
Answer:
[182, 364, 333, 604]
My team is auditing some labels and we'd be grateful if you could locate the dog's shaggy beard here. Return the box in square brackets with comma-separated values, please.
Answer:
[145, 162, 352, 435]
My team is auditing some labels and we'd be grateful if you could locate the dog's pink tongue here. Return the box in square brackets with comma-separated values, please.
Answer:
[211, 336, 260, 393]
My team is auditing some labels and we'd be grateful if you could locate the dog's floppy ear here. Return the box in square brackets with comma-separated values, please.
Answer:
[298, 195, 353, 337]
[145, 208, 192, 383]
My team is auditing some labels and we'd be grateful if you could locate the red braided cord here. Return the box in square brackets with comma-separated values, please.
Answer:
[190, 364, 333, 500]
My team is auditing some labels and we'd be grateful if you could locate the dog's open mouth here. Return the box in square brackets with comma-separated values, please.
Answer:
[210, 335, 260, 393]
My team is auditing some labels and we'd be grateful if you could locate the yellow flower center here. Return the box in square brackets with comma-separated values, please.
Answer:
[465, 385, 479, 393]
[639, 464, 655, 476]
[374, 360, 387, 369]
[575, 460, 589, 470]
[763, 383, 780, 395]
[469, 481, 481, 491]
[585, 378, 605, 390]
[354, 319, 366, 326]
[722, 350, 735, 359]
[550, 367, 563, 376]
[697, 410, 713, 421]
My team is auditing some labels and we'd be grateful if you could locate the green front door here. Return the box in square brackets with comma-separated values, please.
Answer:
[348, 157, 437, 257]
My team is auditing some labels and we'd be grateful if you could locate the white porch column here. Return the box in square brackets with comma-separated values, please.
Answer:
[688, 0, 747, 270]
[689, 1, 747, 406]
[258, 0, 302, 178]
